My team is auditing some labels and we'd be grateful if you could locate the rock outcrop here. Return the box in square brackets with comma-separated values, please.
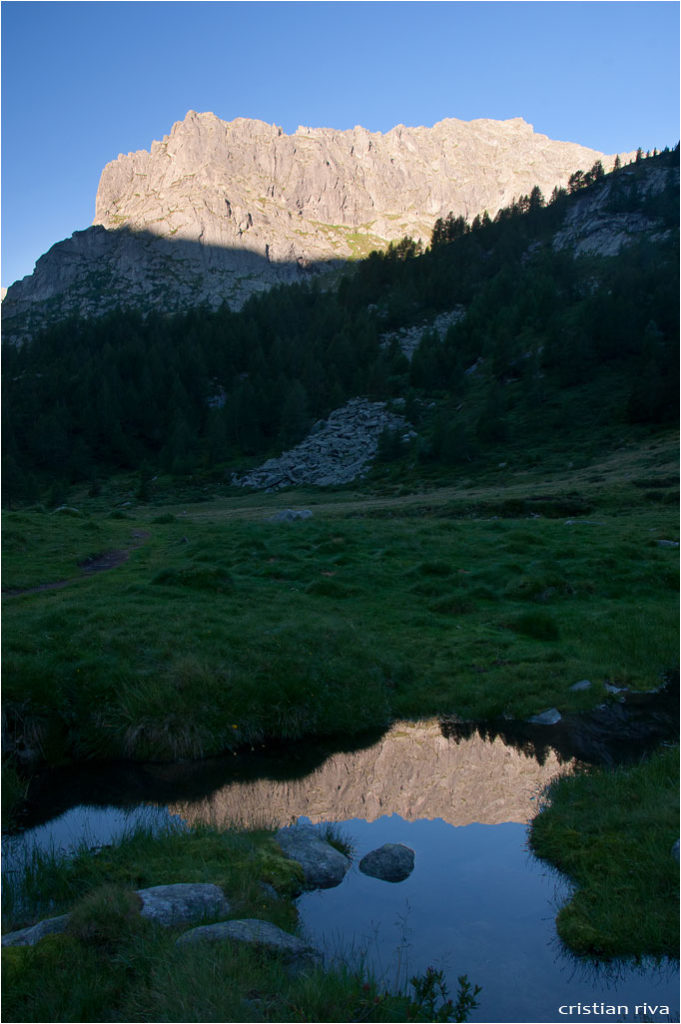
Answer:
[2, 914, 70, 947]
[552, 163, 677, 256]
[176, 917, 320, 963]
[93, 112, 625, 261]
[232, 398, 413, 490]
[136, 882, 231, 926]
[275, 824, 351, 891]
[1, 883, 232, 947]
[381, 308, 465, 361]
[2, 111, 630, 338]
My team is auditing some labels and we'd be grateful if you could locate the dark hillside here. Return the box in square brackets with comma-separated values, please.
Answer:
[2, 148, 678, 506]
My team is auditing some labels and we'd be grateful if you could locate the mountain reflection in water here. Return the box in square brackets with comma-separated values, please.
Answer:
[5, 718, 678, 1024]
[170, 720, 575, 830]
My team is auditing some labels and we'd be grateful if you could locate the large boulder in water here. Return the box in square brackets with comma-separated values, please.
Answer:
[359, 843, 415, 882]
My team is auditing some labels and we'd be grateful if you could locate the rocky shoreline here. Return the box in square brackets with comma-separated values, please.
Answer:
[2, 827, 415, 963]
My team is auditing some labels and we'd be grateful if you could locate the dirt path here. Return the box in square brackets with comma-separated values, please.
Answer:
[2, 530, 150, 598]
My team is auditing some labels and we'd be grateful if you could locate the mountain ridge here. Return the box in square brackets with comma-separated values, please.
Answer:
[94, 110, 630, 253]
[2, 148, 677, 504]
[2, 111, 633, 339]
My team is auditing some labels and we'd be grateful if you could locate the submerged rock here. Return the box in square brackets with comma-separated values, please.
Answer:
[136, 882, 231, 925]
[359, 843, 415, 883]
[275, 823, 350, 890]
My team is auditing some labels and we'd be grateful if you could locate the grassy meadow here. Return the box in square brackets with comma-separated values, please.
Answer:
[3, 432, 678, 768]
[2, 429, 679, 991]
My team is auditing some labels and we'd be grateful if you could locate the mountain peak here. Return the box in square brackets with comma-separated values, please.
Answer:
[3, 113, 634, 336]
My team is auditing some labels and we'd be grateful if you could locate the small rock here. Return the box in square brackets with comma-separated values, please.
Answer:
[136, 883, 231, 926]
[268, 509, 313, 522]
[527, 708, 562, 726]
[569, 680, 592, 692]
[176, 917, 320, 963]
[275, 824, 350, 890]
[359, 843, 415, 883]
[2, 914, 69, 947]
[656, 540, 679, 548]
[672, 840, 680, 861]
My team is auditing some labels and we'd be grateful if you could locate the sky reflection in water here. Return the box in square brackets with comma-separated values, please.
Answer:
[296, 815, 678, 1024]
[4, 722, 678, 1024]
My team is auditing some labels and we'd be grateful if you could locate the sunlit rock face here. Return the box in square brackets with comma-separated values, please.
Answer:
[170, 720, 574, 830]
[94, 111, 625, 261]
[2, 111, 628, 337]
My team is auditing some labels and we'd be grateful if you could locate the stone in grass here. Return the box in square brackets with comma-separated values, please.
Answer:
[2, 914, 70, 947]
[569, 680, 592, 692]
[672, 840, 680, 862]
[359, 843, 415, 883]
[527, 708, 562, 726]
[136, 883, 231, 926]
[176, 917, 320, 964]
[269, 509, 313, 522]
[2, 883, 232, 948]
[275, 824, 350, 890]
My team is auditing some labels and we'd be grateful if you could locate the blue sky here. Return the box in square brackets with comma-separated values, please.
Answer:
[2, 0, 679, 289]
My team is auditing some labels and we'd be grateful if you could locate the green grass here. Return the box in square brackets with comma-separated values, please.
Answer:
[1, 510, 135, 590]
[2, 824, 301, 934]
[2, 436, 678, 967]
[529, 745, 679, 959]
[3, 449, 678, 766]
[1, 824, 473, 1023]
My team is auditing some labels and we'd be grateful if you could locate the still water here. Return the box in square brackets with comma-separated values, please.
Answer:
[4, 719, 678, 1024]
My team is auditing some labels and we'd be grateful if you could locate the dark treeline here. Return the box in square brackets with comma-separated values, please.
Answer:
[2, 147, 678, 504]
[2, 287, 410, 502]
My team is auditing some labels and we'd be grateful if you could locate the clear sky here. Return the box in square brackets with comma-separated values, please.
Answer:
[2, 0, 679, 289]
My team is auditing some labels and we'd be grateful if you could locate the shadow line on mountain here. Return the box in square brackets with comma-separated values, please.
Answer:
[2, 223, 347, 331]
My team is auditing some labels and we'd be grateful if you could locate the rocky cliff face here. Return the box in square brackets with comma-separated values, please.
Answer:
[2, 111, 629, 337]
[93, 111, 625, 260]
[552, 162, 676, 255]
